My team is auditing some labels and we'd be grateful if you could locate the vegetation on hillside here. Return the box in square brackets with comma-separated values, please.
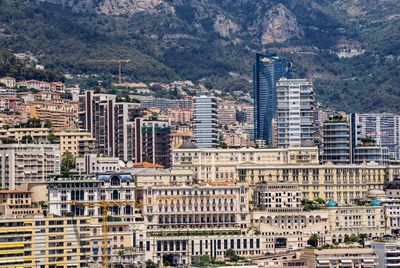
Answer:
[1, 0, 400, 112]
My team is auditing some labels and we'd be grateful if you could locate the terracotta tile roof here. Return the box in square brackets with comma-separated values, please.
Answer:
[132, 162, 164, 169]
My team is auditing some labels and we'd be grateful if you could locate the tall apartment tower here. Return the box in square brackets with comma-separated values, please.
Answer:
[135, 118, 172, 168]
[357, 113, 400, 159]
[193, 95, 218, 148]
[254, 53, 286, 145]
[276, 78, 314, 148]
[79, 91, 171, 166]
[79, 91, 139, 160]
[321, 114, 360, 164]
[78, 91, 116, 157]
[321, 118, 352, 164]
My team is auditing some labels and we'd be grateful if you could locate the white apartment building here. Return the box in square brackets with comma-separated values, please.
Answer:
[276, 78, 315, 148]
[75, 154, 121, 174]
[48, 173, 139, 222]
[139, 232, 264, 266]
[0, 143, 60, 189]
[142, 182, 250, 231]
[253, 182, 302, 209]
[370, 240, 400, 267]
[193, 95, 218, 148]
[136, 181, 263, 265]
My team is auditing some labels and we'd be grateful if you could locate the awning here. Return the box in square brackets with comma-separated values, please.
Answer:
[363, 259, 375, 263]
[341, 260, 352, 263]
[318, 260, 330, 264]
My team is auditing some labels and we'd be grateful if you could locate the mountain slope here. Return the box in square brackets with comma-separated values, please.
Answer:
[1, 0, 400, 112]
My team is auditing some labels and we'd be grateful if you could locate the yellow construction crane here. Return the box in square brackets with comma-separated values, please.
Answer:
[71, 199, 142, 268]
[86, 59, 130, 84]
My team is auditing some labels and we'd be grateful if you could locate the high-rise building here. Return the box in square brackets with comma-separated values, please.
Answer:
[136, 118, 172, 168]
[253, 53, 286, 144]
[79, 91, 138, 160]
[358, 113, 400, 159]
[321, 117, 352, 164]
[276, 78, 314, 148]
[79, 91, 117, 157]
[321, 114, 362, 164]
[193, 95, 218, 148]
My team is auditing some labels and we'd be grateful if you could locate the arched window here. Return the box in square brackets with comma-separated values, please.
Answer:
[112, 190, 119, 200]
[111, 176, 121, 186]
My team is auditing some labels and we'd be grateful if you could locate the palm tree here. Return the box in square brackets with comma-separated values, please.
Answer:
[118, 250, 125, 266]
[309, 233, 319, 247]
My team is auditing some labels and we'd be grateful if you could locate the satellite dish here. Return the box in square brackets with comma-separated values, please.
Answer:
[119, 160, 125, 168]
[126, 161, 134, 168]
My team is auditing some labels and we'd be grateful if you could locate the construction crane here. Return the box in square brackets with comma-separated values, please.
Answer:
[86, 59, 130, 84]
[71, 199, 142, 268]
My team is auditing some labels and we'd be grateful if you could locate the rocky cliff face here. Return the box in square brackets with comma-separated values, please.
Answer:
[259, 4, 304, 45]
[99, 0, 175, 14]
[38, 0, 311, 46]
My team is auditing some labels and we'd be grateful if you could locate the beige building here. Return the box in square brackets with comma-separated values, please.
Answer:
[57, 131, 96, 157]
[253, 182, 302, 209]
[171, 132, 193, 150]
[300, 247, 378, 268]
[89, 221, 144, 265]
[328, 205, 386, 243]
[0, 190, 41, 216]
[0, 128, 95, 157]
[142, 182, 250, 231]
[172, 146, 319, 182]
[0, 143, 60, 189]
[0, 77, 16, 88]
[237, 162, 394, 205]
[0, 215, 91, 268]
[252, 209, 331, 253]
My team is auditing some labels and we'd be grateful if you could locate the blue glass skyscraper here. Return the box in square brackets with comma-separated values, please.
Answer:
[254, 53, 286, 144]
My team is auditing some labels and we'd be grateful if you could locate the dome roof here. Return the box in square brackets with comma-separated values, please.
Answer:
[385, 180, 400, 190]
[366, 189, 386, 198]
[179, 140, 197, 149]
[370, 199, 382, 206]
[326, 200, 337, 207]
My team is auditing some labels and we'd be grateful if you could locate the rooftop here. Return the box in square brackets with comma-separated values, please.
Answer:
[132, 162, 164, 169]
[0, 190, 32, 194]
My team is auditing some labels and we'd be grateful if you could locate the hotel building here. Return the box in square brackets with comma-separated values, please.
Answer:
[48, 173, 139, 222]
[172, 146, 319, 182]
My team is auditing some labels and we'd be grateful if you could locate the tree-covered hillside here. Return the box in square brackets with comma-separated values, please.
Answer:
[1, 0, 400, 112]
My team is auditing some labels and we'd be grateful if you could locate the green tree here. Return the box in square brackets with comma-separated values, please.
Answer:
[225, 248, 239, 262]
[315, 197, 325, 204]
[308, 234, 319, 247]
[359, 233, 367, 247]
[47, 132, 56, 144]
[61, 151, 75, 176]
[118, 250, 125, 266]
[192, 255, 212, 266]
[145, 259, 157, 268]
[21, 135, 34, 144]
